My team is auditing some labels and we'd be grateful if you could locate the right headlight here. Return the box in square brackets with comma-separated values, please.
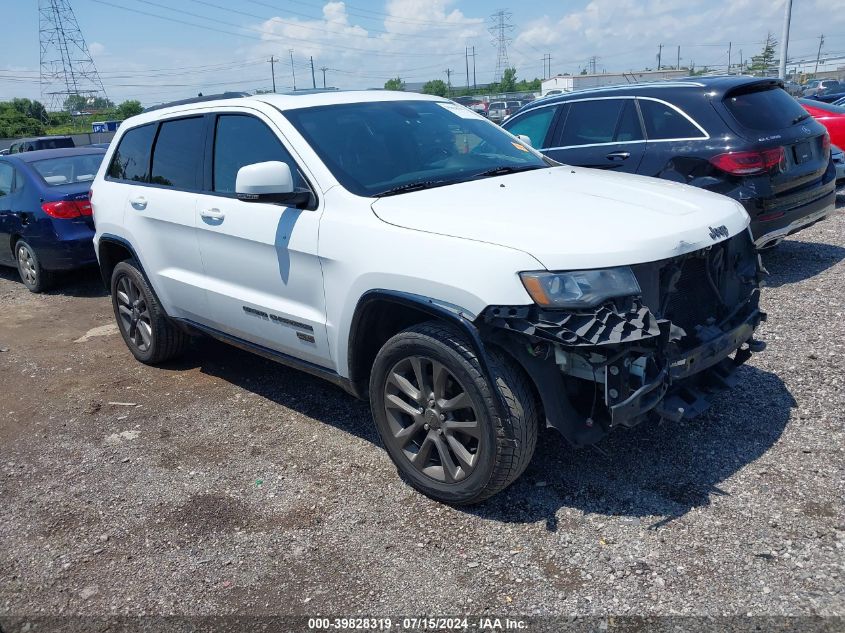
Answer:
[520, 267, 641, 309]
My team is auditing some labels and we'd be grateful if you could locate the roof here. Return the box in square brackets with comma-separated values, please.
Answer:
[7, 147, 106, 163]
[525, 75, 783, 110]
[12, 135, 74, 143]
[125, 90, 448, 127]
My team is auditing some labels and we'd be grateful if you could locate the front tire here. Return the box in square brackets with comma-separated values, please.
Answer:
[111, 259, 189, 364]
[15, 240, 53, 293]
[369, 321, 538, 505]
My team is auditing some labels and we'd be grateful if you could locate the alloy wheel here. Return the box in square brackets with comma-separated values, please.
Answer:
[17, 245, 37, 286]
[383, 355, 482, 483]
[115, 275, 153, 352]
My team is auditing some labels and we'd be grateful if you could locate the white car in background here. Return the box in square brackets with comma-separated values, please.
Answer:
[91, 90, 765, 504]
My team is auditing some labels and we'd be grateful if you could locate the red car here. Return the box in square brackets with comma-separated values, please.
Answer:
[799, 98, 845, 149]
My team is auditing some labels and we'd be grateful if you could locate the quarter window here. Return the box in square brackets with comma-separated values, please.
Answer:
[0, 163, 13, 197]
[150, 117, 205, 189]
[638, 99, 704, 139]
[558, 100, 625, 146]
[107, 123, 156, 182]
[213, 114, 300, 193]
[615, 101, 644, 142]
[506, 107, 557, 148]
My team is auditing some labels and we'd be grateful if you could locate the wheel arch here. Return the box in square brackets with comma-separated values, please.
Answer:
[346, 290, 510, 432]
[96, 235, 168, 317]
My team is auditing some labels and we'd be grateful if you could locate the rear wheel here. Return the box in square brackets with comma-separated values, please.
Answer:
[370, 321, 538, 505]
[15, 240, 53, 293]
[111, 260, 189, 364]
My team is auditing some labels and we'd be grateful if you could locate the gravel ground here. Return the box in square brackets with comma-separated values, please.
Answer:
[1, 198, 843, 626]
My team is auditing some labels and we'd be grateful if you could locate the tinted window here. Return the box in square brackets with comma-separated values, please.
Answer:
[0, 163, 13, 197]
[31, 154, 104, 186]
[36, 138, 74, 150]
[108, 124, 156, 182]
[638, 99, 704, 139]
[559, 100, 624, 146]
[723, 87, 807, 131]
[506, 106, 557, 148]
[151, 117, 205, 189]
[213, 115, 300, 193]
[616, 100, 644, 142]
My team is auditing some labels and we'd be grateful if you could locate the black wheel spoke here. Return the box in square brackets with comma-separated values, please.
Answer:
[383, 353, 482, 485]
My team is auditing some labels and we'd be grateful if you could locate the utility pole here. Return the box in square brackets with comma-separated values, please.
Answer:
[445, 68, 452, 96]
[465, 47, 470, 89]
[727, 41, 732, 74]
[676, 46, 680, 70]
[814, 34, 825, 76]
[268, 56, 277, 93]
[739, 49, 743, 74]
[319, 66, 328, 88]
[470, 46, 477, 91]
[779, 0, 792, 79]
[289, 49, 296, 91]
[657, 43, 662, 70]
[310, 56, 316, 89]
[541, 53, 552, 79]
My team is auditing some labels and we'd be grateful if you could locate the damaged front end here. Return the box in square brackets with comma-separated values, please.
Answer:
[479, 231, 766, 446]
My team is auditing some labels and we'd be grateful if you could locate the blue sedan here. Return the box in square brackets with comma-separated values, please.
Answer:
[0, 147, 106, 292]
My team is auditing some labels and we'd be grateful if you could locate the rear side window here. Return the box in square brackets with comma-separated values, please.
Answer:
[638, 100, 704, 139]
[616, 101, 644, 142]
[151, 117, 205, 189]
[558, 99, 624, 146]
[212, 114, 300, 193]
[506, 106, 557, 148]
[723, 86, 807, 130]
[0, 163, 13, 196]
[108, 124, 156, 182]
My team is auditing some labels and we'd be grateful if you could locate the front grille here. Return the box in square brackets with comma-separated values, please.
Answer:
[632, 232, 759, 344]
[662, 255, 719, 335]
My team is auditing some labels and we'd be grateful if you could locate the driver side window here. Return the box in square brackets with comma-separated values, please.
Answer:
[213, 114, 300, 194]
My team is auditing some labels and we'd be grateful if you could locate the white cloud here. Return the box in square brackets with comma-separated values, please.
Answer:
[88, 41, 106, 57]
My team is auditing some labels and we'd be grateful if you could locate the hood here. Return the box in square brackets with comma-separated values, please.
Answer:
[371, 167, 750, 270]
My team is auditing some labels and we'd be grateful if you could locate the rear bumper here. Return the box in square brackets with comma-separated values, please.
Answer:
[748, 178, 836, 248]
[28, 235, 96, 270]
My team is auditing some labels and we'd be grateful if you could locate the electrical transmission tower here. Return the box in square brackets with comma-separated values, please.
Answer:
[489, 10, 513, 84]
[39, 0, 108, 112]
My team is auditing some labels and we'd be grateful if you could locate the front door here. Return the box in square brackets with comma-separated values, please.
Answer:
[194, 111, 331, 368]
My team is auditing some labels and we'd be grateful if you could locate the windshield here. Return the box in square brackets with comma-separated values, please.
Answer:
[31, 153, 104, 186]
[283, 100, 547, 197]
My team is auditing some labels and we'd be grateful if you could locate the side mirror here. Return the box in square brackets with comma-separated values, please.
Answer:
[516, 134, 533, 148]
[235, 161, 311, 207]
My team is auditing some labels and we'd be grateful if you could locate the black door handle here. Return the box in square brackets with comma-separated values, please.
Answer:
[606, 151, 631, 160]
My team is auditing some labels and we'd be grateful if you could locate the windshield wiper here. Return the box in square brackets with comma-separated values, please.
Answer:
[471, 165, 544, 179]
[372, 180, 454, 197]
[792, 112, 810, 124]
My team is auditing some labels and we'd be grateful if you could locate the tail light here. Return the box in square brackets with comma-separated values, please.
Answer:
[821, 132, 831, 157]
[709, 147, 785, 176]
[41, 199, 93, 218]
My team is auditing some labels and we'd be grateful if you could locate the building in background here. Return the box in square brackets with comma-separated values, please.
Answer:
[541, 70, 689, 96]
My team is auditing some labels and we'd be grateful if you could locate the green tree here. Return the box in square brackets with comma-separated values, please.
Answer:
[10, 98, 48, 122]
[0, 107, 46, 138]
[384, 77, 405, 91]
[116, 99, 143, 119]
[421, 79, 448, 97]
[749, 32, 777, 72]
[500, 67, 517, 93]
[62, 94, 115, 112]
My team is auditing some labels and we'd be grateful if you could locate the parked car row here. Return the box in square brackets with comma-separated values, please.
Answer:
[0, 135, 75, 156]
[503, 76, 838, 248]
[0, 84, 834, 504]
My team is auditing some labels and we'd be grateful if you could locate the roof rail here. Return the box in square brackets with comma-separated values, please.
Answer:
[143, 91, 251, 113]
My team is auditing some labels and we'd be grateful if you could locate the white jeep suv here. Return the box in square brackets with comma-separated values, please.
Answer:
[91, 91, 765, 504]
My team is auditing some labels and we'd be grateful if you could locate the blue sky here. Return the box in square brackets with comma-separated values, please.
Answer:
[3, 0, 844, 106]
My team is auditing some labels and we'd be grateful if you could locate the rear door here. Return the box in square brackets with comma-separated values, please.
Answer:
[111, 116, 211, 323]
[543, 98, 646, 172]
[0, 161, 19, 263]
[194, 110, 331, 367]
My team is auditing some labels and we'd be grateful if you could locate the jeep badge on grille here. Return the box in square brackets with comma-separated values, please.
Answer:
[709, 225, 729, 240]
